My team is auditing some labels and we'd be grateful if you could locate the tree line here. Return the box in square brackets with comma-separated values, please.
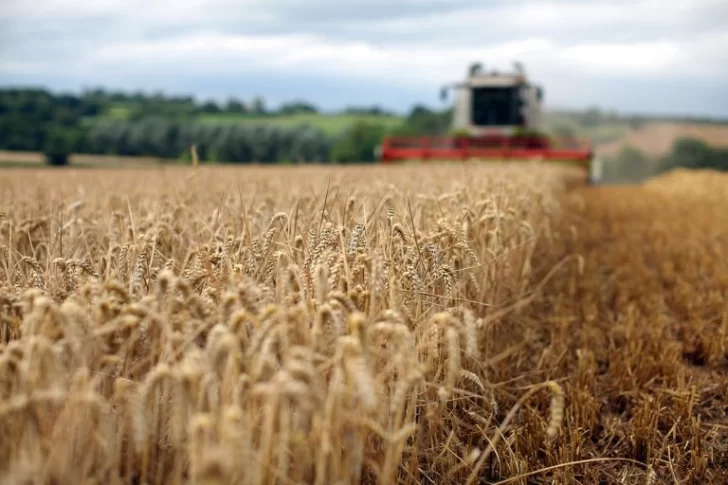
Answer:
[0, 88, 447, 164]
[2, 87, 726, 169]
[84, 119, 332, 164]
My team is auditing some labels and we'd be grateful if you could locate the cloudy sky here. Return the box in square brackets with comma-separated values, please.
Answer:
[2, 0, 727, 116]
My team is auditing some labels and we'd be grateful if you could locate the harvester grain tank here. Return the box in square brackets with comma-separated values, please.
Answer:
[379, 62, 600, 183]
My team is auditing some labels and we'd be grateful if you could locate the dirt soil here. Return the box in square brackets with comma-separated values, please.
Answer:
[534, 170, 728, 482]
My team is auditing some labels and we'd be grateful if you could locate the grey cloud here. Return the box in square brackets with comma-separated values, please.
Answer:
[254, 0, 487, 24]
[1, 0, 727, 116]
[4, 0, 727, 51]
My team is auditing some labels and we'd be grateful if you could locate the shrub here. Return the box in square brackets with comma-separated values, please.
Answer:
[658, 137, 728, 172]
[602, 144, 654, 183]
[43, 128, 73, 166]
[331, 121, 389, 163]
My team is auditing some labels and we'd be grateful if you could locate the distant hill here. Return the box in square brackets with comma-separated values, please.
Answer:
[594, 122, 728, 158]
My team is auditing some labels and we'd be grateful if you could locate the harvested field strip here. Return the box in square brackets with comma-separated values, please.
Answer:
[536, 169, 728, 483]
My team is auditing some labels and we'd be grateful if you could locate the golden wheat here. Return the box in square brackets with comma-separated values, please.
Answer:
[1, 163, 726, 483]
[0, 162, 580, 484]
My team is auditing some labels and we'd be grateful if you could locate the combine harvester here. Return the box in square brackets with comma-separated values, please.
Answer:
[378, 63, 602, 184]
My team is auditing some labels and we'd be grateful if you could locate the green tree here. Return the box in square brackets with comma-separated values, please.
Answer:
[226, 98, 246, 113]
[603, 144, 654, 183]
[396, 105, 452, 136]
[43, 128, 74, 165]
[342, 106, 393, 116]
[331, 121, 388, 163]
[659, 137, 728, 172]
[250, 96, 266, 115]
[279, 100, 318, 115]
[200, 100, 221, 114]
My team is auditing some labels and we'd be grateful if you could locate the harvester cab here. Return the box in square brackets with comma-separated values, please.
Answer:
[379, 62, 599, 184]
[444, 63, 542, 137]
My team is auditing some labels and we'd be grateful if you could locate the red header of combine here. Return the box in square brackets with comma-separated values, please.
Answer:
[380, 132, 593, 168]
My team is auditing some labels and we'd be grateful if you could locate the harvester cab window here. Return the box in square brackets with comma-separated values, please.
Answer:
[470, 86, 520, 127]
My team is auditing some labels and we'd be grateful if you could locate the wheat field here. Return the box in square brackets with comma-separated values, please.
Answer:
[0, 163, 726, 484]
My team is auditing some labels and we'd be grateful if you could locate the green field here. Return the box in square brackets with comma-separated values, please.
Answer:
[95, 103, 406, 136]
[93, 102, 636, 142]
[197, 112, 405, 135]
